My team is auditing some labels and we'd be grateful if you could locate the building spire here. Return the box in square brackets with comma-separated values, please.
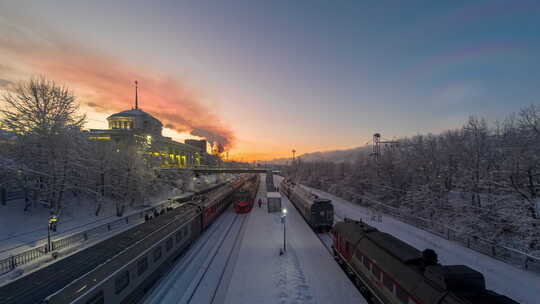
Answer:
[134, 80, 138, 109]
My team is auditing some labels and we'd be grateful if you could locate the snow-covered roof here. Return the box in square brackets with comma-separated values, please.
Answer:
[267, 192, 281, 198]
[108, 109, 162, 125]
[109, 109, 147, 117]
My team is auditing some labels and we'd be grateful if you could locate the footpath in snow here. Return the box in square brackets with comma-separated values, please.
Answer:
[145, 174, 366, 304]
[295, 180, 540, 304]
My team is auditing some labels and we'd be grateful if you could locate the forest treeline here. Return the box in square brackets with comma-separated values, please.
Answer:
[290, 106, 540, 256]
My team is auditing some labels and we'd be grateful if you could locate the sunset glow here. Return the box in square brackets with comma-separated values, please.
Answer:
[1, 1, 540, 161]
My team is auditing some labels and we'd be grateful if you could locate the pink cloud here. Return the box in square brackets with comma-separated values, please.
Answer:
[0, 25, 235, 148]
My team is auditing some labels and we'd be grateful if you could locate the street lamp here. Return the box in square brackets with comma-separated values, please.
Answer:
[281, 208, 287, 253]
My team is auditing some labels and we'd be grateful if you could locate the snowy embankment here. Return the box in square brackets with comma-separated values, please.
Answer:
[0, 190, 185, 259]
[293, 178, 540, 304]
[0, 191, 192, 286]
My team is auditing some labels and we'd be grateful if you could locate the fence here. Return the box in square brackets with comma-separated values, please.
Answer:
[0, 201, 170, 275]
[360, 195, 540, 273]
[1, 188, 24, 205]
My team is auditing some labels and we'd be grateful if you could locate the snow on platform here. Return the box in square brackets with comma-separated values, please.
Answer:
[222, 176, 366, 304]
[289, 177, 540, 304]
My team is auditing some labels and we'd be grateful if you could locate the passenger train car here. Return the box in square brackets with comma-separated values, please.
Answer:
[332, 218, 520, 304]
[280, 178, 333, 232]
[233, 174, 259, 214]
[42, 174, 258, 304]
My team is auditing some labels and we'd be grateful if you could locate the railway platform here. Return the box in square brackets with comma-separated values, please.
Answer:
[221, 175, 366, 304]
[148, 173, 366, 304]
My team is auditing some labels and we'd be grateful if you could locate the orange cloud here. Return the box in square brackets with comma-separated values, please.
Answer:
[0, 24, 235, 148]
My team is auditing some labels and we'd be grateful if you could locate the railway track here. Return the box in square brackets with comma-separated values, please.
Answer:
[0, 205, 196, 304]
[0, 179, 246, 304]
[184, 212, 249, 304]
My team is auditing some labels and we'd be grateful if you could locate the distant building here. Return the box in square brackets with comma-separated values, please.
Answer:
[87, 82, 218, 168]
[185, 139, 207, 153]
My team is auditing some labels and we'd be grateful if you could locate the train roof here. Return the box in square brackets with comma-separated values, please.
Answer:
[369, 232, 423, 263]
[314, 198, 332, 204]
[335, 219, 422, 263]
[334, 220, 377, 244]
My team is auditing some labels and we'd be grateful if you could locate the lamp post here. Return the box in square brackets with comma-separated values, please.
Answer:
[281, 208, 287, 252]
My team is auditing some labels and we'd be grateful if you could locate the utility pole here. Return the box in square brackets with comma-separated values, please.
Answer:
[372, 133, 399, 161]
[291, 149, 297, 179]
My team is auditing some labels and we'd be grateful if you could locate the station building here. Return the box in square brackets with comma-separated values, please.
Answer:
[87, 84, 219, 168]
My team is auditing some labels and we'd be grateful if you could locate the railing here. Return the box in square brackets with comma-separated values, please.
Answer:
[0, 179, 239, 276]
[0, 201, 172, 275]
[1, 188, 24, 204]
[359, 195, 540, 273]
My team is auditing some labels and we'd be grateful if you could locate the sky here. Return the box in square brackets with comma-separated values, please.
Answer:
[0, 0, 539, 161]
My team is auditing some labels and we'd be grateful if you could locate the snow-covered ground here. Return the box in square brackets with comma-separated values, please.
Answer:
[0, 177, 229, 285]
[145, 174, 366, 304]
[0, 174, 229, 259]
[0, 190, 184, 259]
[284, 177, 540, 304]
[0, 220, 136, 287]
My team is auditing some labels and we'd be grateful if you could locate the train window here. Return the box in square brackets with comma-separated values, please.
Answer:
[363, 256, 371, 270]
[137, 257, 148, 276]
[166, 238, 173, 251]
[345, 242, 350, 254]
[395, 285, 409, 304]
[372, 264, 381, 280]
[86, 290, 104, 304]
[383, 273, 394, 291]
[153, 246, 162, 262]
[176, 231, 182, 242]
[115, 271, 130, 294]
